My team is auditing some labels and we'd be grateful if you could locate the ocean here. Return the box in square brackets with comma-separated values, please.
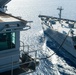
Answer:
[7, 0, 76, 75]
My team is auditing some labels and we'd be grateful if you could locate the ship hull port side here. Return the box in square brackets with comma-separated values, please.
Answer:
[42, 24, 76, 67]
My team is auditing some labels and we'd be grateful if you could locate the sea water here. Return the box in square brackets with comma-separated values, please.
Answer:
[7, 0, 76, 75]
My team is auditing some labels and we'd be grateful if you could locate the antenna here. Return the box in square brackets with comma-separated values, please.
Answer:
[57, 6, 63, 22]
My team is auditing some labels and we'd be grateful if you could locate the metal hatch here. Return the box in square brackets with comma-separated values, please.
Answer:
[0, 0, 11, 7]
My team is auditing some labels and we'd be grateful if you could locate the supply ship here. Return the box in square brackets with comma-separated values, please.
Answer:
[0, 0, 38, 75]
[39, 7, 76, 66]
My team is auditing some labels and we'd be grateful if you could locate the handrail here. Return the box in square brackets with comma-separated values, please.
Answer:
[0, 49, 39, 74]
[0, 41, 62, 75]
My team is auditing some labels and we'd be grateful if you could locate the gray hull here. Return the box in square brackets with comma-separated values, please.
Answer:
[43, 25, 76, 66]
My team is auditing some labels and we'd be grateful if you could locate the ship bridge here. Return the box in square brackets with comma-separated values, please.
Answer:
[0, 0, 38, 74]
[0, 11, 32, 73]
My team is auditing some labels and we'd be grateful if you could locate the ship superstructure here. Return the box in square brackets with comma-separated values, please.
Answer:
[0, 0, 38, 74]
[39, 7, 76, 66]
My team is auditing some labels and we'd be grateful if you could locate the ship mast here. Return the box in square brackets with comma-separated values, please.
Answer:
[57, 6, 63, 22]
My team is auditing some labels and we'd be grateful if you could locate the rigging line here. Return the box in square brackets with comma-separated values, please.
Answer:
[57, 29, 70, 51]
[35, 30, 71, 60]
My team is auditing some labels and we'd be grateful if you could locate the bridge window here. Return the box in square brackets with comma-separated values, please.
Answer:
[0, 32, 16, 51]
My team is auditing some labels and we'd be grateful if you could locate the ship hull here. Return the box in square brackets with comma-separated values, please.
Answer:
[42, 25, 76, 67]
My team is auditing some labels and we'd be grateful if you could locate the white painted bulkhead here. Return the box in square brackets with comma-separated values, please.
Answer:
[0, 18, 26, 72]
